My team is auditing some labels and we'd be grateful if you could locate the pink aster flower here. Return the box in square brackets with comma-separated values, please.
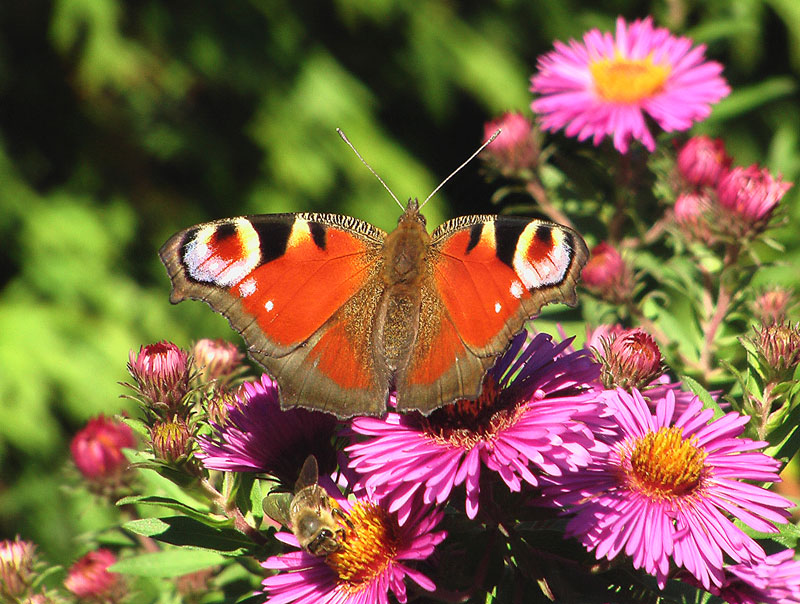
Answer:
[680, 548, 800, 604]
[347, 331, 606, 521]
[677, 135, 732, 188]
[70, 415, 136, 484]
[597, 327, 665, 390]
[481, 112, 541, 176]
[531, 16, 730, 153]
[581, 242, 635, 303]
[196, 374, 338, 483]
[262, 491, 446, 604]
[545, 388, 792, 589]
[674, 191, 715, 242]
[64, 549, 124, 602]
[715, 164, 792, 236]
[716, 549, 800, 604]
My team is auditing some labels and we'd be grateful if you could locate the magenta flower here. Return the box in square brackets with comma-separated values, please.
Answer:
[713, 549, 800, 604]
[481, 112, 540, 176]
[545, 388, 792, 589]
[70, 415, 136, 484]
[347, 331, 606, 521]
[715, 165, 792, 235]
[262, 492, 446, 604]
[531, 16, 730, 153]
[674, 191, 714, 241]
[127, 340, 191, 414]
[196, 374, 338, 483]
[581, 242, 634, 303]
[191, 338, 244, 383]
[64, 549, 124, 602]
[677, 135, 732, 188]
[598, 327, 665, 390]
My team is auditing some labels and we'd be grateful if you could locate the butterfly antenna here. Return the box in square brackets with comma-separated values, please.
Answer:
[419, 128, 501, 210]
[337, 128, 404, 211]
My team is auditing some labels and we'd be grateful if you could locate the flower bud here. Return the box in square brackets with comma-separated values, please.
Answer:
[753, 287, 794, 325]
[150, 419, 194, 464]
[64, 549, 124, 602]
[599, 328, 665, 390]
[581, 242, 635, 304]
[70, 416, 135, 485]
[674, 191, 713, 242]
[128, 341, 191, 414]
[754, 322, 800, 377]
[481, 112, 541, 177]
[715, 165, 792, 236]
[192, 338, 244, 384]
[676, 136, 731, 188]
[0, 537, 37, 599]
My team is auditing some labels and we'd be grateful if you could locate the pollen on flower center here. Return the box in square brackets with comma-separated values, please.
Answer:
[625, 426, 707, 499]
[590, 55, 670, 103]
[327, 502, 399, 588]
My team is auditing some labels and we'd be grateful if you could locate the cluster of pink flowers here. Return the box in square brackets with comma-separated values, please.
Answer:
[674, 135, 792, 240]
[52, 15, 797, 604]
[188, 322, 794, 602]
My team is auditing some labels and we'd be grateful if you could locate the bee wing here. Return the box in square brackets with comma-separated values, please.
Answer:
[294, 455, 320, 492]
[262, 491, 293, 528]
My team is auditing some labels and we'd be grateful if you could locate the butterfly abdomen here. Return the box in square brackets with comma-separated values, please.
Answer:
[374, 209, 430, 374]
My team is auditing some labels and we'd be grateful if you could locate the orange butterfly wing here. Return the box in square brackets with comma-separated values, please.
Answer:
[395, 216, 588, 414]
[159, 214, 391, 416]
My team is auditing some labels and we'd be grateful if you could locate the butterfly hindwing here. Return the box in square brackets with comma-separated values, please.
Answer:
[395, 215, 588, 414]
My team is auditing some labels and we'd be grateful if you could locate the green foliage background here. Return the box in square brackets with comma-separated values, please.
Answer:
[0, 0, 798, 574]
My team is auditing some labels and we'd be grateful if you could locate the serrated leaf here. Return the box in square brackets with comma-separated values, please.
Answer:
[681, 375, 725, 419]
[117, 495, 230, 528]
[109, 549, 226, 577]
[123, 516, 256, 556]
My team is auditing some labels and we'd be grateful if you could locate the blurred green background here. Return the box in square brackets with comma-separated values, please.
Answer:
[1, 0, 798, 568]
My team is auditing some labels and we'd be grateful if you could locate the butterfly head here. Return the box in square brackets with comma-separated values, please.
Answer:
[400, 198, 427, 229]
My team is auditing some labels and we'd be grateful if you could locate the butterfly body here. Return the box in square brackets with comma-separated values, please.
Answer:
[160, 200, 587, 418]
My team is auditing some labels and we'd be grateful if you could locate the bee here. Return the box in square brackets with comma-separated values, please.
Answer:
[263, 455, 352, 556]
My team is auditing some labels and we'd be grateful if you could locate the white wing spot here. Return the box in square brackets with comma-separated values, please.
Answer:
[510, 280, 524, 299]
[239, 278, 257, 297]
[265, 300, 274, 312]
[494, 301, 502, 314]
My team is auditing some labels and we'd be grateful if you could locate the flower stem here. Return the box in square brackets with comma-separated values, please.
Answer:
[525, 180, 574, 229]
[698, 243, 740, 377]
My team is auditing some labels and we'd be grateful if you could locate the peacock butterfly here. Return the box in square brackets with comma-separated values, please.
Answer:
[159, 137, 588, 418]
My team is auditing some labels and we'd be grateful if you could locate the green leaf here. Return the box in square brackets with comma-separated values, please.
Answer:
[680, 375, 725, 419]
[123, 516, 256, 556]
[109, 549, 226, 578]
[705, 78, 798, 122]
[117, 495, 230, 529]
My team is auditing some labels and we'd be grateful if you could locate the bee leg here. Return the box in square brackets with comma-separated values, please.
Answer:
[332, 507, 355, 530]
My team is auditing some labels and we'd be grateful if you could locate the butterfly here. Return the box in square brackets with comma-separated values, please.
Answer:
[159, 198, 587, 418]
[159, 131, 588, 418]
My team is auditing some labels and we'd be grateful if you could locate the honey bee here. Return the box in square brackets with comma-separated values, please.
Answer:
[263, 455, 351, 556]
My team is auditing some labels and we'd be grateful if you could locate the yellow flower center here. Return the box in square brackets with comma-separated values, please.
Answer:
[590, 54, 670, 103]
[624, 426, 707, 500]
[327, 502, 399, 590]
